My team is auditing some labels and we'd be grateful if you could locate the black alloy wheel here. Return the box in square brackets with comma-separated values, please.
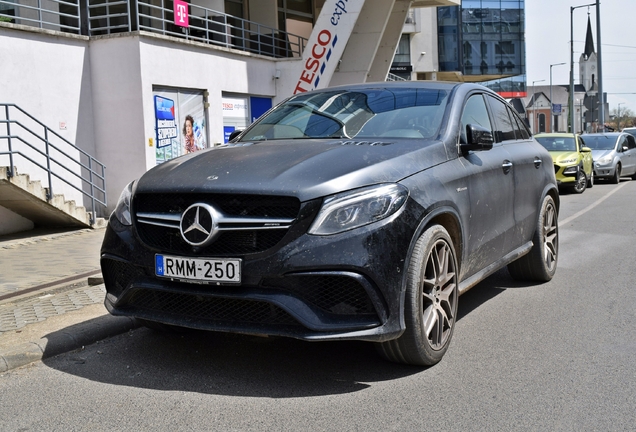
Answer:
[508, 194, 558, 282]
[376, 225, 459, 366]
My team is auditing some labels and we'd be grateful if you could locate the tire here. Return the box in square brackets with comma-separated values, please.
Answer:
[572, 169, 587, 194]
[611, 164, 621, 184]
[376, 225, 459, 366]
[508, 195, 558, 282]
[587, 170, 594, 188]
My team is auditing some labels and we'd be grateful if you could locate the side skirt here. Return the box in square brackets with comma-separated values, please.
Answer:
[458, 241, 533, 295]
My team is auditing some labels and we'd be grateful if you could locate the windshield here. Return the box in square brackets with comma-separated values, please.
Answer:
[239, 88, 450, 141]
[582, 135, 618, 150]
[535, 136, 576, 152]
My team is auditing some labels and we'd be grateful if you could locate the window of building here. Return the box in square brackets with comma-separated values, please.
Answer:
[278, 0, 313, 36]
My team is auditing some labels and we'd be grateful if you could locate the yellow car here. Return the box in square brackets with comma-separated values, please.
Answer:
[534, 133, 594, 193]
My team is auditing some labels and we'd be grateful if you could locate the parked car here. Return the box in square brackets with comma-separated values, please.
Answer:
[582, 132, 636, 183]
[534, 133, 593, 193]
[621, 127, 636, 140]
[101, 82, 559, 366]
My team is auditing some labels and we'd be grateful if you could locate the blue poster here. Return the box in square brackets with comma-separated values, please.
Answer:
[155, 96, 178, 148]
[224, 126, 236, 143]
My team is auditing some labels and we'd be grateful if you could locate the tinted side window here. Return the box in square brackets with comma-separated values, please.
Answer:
[618, 136, 627, 150]
[486, 95, 516, 142]
[510, 108, 530, 139]
[460, 94, 492, 144]
[626, 135, 636, 150]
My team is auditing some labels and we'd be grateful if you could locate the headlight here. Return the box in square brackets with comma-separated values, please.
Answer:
[597, 156, 612, 165]
[308, 184, 408, 236]
[112, 181, 133, 226]
[563, 166, 578, 175]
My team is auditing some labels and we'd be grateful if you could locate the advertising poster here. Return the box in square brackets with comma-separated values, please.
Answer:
[154, 87, 208, 164]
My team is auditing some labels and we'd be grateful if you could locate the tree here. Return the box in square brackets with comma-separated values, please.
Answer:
[609, 107, 634, 131]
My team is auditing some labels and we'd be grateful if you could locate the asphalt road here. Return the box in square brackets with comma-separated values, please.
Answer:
[1, 180, 635, 432]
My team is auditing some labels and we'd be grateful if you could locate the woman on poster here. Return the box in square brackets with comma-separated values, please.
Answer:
[183, 115, 198, 153]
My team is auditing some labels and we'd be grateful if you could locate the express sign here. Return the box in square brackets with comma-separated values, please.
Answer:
[293, 0, 366, 94]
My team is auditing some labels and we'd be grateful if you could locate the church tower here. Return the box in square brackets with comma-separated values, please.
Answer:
[579, 15, 598, 93]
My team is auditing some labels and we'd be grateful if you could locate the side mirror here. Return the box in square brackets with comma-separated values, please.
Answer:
[581, 146, 592, 153]
[228, 130, 243, 142]
[461, 124, 494, 153]
[622, 145, 629, 152]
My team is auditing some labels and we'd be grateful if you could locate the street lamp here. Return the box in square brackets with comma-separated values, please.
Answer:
[617, 103, 625, 131]
[550, 62, 566, 132]
[570, 3, 596, 134]
[531, 79, 545, 134]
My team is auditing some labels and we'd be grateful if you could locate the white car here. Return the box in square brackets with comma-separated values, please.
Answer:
[582, 132, 636, 183]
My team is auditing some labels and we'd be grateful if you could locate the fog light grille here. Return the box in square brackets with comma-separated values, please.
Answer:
[101, 258, 145, 296]
[262, 275, 376, 315]
[122, 289, 300, 326]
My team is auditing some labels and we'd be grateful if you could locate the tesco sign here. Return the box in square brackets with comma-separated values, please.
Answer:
[293, 0, 364, 94]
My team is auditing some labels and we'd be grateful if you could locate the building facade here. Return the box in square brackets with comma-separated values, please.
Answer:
[391, 1, 527, 98]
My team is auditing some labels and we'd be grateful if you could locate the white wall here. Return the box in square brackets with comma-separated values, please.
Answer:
[0, 205, 34, 235]
[0, 26, 93, 208]
[410, 8, 438, 76]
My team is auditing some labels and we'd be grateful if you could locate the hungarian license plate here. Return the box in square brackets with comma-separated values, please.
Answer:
[155, 254, 241, 283]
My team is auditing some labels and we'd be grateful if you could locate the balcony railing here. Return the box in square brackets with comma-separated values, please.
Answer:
[1, 0, 307, 59]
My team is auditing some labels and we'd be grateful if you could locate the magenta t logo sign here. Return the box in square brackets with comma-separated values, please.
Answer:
[174, 0, 189, 28]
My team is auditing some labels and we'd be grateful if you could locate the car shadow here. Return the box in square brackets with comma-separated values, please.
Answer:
[457, 267, 537, 320]
[41, 318, 424, 398]
[40, 268, 528, 398]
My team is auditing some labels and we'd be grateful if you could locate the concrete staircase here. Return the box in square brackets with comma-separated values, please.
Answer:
[0, 166, 106, 230]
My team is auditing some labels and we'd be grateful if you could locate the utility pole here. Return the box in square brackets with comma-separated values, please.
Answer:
[596, 0, 604, 129]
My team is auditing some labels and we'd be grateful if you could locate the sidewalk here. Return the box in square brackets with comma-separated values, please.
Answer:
[0, 227, 136, 372]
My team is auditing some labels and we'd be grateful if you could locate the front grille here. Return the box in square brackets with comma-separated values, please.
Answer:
[261, 275, 376, 315]
[134, 193, 300, 218]
[133, 193, 301, 255]
[137, 224, 287, 255]
[121, 288, 300, 326]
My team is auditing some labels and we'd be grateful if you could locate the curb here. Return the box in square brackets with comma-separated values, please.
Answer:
[0, 315, 138, 373]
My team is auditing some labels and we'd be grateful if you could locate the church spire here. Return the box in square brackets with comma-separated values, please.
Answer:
[584, 15, 595, 59]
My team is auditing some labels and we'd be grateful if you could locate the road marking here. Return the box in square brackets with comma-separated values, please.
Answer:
[560, 182, 630, 226]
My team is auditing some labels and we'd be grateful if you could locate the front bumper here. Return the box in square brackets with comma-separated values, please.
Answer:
[554, 163, 580, 186]
[593, 162, 615, 178]
[101, 199, 424, 342]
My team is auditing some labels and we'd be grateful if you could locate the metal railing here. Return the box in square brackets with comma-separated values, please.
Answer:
[0, 104, 107, 223]
[2, 0, 308, 59]
[0, 0, 81, 33]
[87, 0, 307, 58]
[386, 73, 409, 82]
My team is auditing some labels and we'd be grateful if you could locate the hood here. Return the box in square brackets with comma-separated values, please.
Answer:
[135, 139, 449, 202]
[549, 151, 579, 165]
[591, 149, 614, 160]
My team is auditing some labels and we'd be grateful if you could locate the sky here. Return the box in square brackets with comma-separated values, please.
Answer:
[525, 0, 636, 119]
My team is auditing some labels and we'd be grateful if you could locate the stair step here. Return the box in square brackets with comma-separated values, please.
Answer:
[1, 166, 96, 229]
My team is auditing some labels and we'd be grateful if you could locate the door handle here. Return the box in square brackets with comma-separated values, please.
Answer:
[534, 158, 542, 168]
[502, 160, 513, 174]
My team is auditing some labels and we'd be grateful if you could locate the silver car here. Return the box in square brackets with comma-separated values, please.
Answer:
[582, 132, 636, 183]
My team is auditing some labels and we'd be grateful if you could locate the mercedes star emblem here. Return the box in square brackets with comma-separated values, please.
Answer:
[180, 203, 218, 246]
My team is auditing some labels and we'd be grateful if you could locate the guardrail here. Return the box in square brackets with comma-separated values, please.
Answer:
[0, 104, 107, 223]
